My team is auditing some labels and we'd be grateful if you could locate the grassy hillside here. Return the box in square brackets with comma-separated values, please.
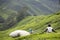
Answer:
[0, 12, 60, 40]
[6, 12, 60, 33]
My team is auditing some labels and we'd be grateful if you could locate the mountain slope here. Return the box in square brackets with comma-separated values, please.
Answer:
[6, 12, 60, 33]
[0, 12, 60, 40]
[0, 0, 60, 16]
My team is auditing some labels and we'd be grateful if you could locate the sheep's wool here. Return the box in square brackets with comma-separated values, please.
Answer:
[9, 30, 30, 37]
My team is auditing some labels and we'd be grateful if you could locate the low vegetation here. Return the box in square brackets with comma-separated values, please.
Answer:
[0, 12, 60, 40]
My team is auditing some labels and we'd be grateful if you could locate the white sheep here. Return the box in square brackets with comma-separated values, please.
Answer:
[9, 30, 30, 38]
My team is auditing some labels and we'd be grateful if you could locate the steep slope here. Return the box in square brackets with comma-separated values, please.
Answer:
[6, 12, 60, 33]
[0, 12, 60, 40]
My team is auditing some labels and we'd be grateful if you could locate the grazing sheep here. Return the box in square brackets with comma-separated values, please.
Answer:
[9, 30, 30, 38]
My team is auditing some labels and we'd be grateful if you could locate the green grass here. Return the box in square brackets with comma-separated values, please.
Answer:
[0, 12, 60, 40]
[0, 32, 60, 40]
[18, 33, 60, 40]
